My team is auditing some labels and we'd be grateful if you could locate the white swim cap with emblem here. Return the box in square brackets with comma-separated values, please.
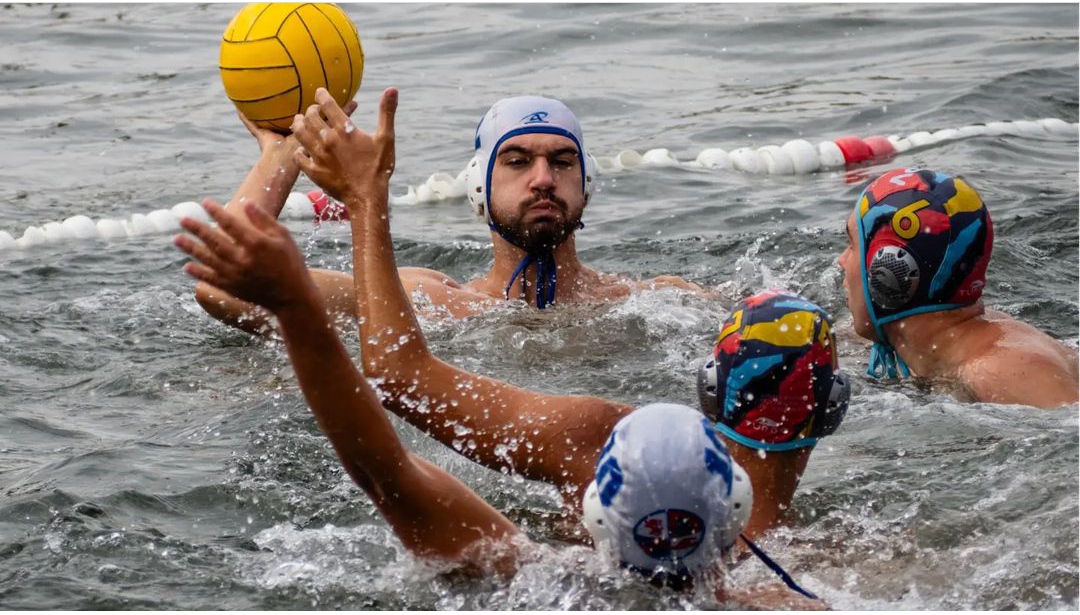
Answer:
[465, 95, 597, 221]
[581, 403, 752, 577]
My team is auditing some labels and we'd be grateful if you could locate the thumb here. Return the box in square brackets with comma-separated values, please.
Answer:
[376, 87, 398, 143]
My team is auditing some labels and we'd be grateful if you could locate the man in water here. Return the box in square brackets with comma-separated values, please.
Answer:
[279, 87, 848, 540]
[173, 154, 825, 613]
[194, 92, 699, 333]
[838, 168, 1078, 408]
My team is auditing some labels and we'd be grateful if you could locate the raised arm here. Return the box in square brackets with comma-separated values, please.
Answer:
[175, 200, 520, 568]
[291, 88, 632, 505]
[195, 109, 360, 336]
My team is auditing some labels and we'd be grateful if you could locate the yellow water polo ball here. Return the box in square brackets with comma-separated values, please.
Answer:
[219, 3, 364, 133]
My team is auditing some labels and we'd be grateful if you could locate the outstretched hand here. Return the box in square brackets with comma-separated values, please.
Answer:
[291, 86, 398, 209]
[174, 200, 315, 314]
[239, 100, 359, 154]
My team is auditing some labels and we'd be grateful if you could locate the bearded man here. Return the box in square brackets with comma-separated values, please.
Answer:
[195, 95, 700, 331]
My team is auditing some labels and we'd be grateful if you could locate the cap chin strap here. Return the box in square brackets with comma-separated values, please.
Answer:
[739, 534, 818, 600]
[868, 340, 911, 379]
[504, 250, 558, 309]
[857, 212, 912, 380]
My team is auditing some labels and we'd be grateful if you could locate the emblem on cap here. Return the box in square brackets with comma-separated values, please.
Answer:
[521, 111, 549, 124]
[633, 509, 706, 560]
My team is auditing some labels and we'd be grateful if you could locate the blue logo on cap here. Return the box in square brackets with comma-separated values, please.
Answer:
[521, 111, 549, 124]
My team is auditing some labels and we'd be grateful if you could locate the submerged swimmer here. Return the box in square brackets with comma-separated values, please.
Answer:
[838, 168, 1078, 407]
[282, 89, 847, 543]
[194, 89, 700, 334]
[173, 196, 826, 610]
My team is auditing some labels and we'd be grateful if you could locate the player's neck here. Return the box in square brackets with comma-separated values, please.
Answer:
[884, 301, 986, 377]
[488, 233, 591, 305]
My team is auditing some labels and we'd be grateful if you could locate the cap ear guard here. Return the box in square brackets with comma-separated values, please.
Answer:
[866, 244, 923, 311]
[809, 370, 850, 439]
[696, 355, 720, 422]
[464, 155, 487, 220]
[581, 481, 616, 548]
[720, 460, 753, 554]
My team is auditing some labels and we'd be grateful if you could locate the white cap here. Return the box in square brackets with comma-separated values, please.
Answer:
[464, 95, 596, 221]
[581, 403, 752, 577]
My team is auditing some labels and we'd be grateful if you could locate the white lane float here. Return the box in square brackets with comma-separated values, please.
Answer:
[1, 117, 1076, 251]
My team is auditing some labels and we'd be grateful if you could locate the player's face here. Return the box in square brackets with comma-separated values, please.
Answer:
[838, 212, 876, 340]
[488, 133, 586, 253]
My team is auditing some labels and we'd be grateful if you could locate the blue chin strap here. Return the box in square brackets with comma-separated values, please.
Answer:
[740, 534, 818, 600]
[485, 125, 587, 310]
[856, 211, 912, 379]
[504, 251, 559, 309]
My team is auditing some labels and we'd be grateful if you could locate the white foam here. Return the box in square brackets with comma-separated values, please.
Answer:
[984, 121, 1010, 135]
[0, 230, 13, 250]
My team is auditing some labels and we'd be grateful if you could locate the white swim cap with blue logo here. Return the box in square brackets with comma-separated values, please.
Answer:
[464, 95, 598, 309]
[465, 95, 596, 222]
[581, 403, 752, 577]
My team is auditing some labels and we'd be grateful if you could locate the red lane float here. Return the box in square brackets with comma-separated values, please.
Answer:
[833, 136, 875, 165]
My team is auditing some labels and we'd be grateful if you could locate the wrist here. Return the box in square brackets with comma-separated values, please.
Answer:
[271, 279, 325, 325]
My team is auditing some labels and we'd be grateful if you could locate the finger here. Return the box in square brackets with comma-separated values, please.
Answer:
[376, 87, 398, 142]
[178, 215, 235, 258]
[236, 111, 259, 138]
[174, 232, 233, 276]
[291, 114, 316, 151]
[342, 100, 358, 117]
[182, 261, 228, 290]
[294, 148, 318, 177]
[315, 87, 350, 129]
[202, 199, 259, 248]
[303, 99, 330, 134]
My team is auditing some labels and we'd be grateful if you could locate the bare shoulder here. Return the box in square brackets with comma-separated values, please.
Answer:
[961, 315, 1079, 408]
[399, 267, 499, 319]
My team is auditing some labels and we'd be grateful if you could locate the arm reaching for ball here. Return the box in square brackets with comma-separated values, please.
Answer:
[175, 200, 521, 570]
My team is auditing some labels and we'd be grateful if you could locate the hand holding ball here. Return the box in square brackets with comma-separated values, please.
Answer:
[219, 3, 364, 133]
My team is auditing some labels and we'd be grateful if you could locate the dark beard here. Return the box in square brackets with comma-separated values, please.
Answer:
[491, 193, 581, 254]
